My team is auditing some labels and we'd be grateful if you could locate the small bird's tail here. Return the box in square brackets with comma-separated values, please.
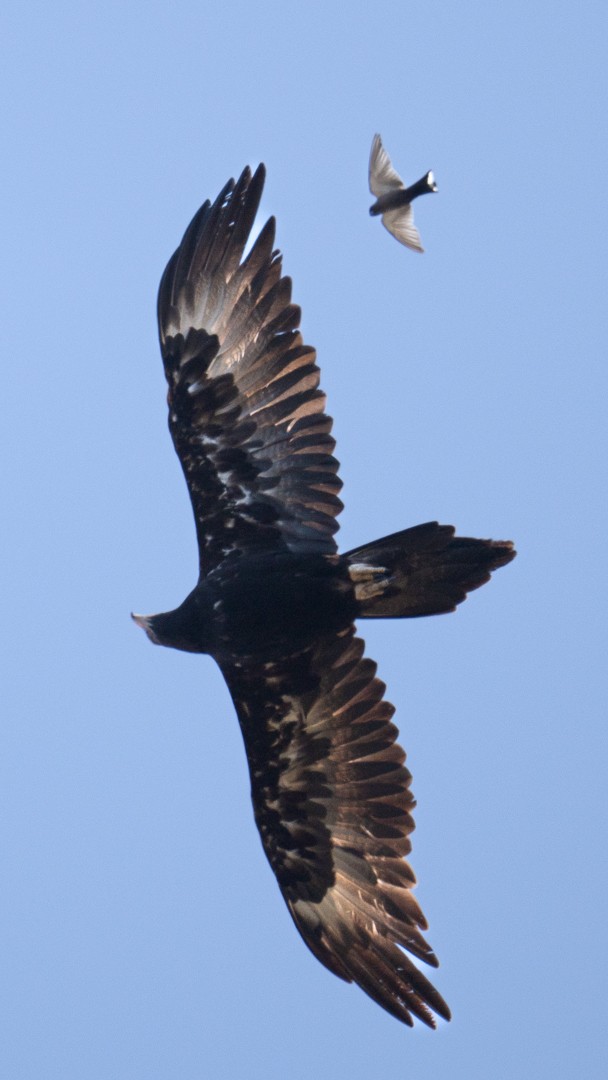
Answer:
[345, 522, 515, 618]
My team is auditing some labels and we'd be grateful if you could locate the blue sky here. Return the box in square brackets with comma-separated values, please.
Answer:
[2, 2, 607, 1077]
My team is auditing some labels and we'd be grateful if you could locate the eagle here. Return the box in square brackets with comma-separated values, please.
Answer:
[133, 163, 515, 1028]
[369, 133, 437, 252]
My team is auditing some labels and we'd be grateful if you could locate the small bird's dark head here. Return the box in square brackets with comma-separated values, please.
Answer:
[425, 170, 438, 193]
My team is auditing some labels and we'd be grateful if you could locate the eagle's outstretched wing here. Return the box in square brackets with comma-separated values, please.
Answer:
[219, 626, 451, 1029]
[157, 166, 343, 575]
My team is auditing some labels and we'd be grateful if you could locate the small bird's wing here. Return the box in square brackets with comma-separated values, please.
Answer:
[369, 133, 405, 197]
[219, 626, 451, 1028]
[382, 206, 424, 253]
[157, 167, 343, 575]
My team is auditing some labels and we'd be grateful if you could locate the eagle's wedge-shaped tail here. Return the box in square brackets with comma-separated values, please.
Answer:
[346, 522, 515, 618]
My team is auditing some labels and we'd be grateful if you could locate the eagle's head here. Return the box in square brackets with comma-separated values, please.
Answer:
[131, 612, 161, 645]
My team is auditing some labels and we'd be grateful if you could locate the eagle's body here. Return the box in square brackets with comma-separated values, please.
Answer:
[136, 551, 356, 659]
[134, 162, 514, 1028]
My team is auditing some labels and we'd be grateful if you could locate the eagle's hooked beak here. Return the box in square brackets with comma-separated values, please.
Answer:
[131, 612, 160, 644]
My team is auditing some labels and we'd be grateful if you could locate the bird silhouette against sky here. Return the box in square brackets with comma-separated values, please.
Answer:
[133, 162, 515, 1027]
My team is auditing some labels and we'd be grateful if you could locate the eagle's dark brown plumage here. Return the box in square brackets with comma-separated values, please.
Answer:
[133, 163, 515, 1028]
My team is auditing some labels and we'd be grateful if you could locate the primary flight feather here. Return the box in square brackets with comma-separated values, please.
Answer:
[133, 162, 515, 1028]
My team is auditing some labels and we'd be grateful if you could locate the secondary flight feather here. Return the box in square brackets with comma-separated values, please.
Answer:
[133, 161, 515, 1028]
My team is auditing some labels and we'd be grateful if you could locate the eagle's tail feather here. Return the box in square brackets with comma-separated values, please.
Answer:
[345, 522, 515, 618]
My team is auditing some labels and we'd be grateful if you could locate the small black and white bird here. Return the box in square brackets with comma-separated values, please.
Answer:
[133, 164, 514, 1029]
[369, 133, 437, 251]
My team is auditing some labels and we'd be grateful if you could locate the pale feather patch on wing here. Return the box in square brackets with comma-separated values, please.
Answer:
[369, 133, 405, 197]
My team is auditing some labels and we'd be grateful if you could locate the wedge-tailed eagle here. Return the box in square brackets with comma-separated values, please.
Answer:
[369, 133, 437, 251]
[133, 162, 515, 1028]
